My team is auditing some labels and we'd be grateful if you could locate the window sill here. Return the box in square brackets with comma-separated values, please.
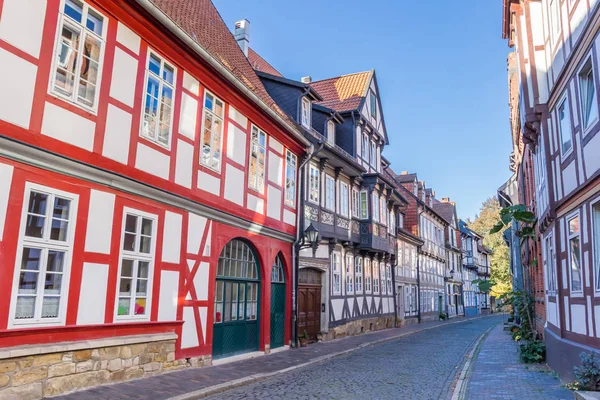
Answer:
[48, 92, 98, 117]
[139, 134, 172, 152]
[582, 118, 599, 138]
[8, 319, 65, 330]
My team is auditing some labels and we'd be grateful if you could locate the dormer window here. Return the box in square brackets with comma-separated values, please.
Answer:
[327, 120, 335, 144]
[301, 97, 311, 128]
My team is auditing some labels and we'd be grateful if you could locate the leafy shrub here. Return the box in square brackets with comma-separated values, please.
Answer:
[573, 352, 600, 391]
[519, 340, 545, 363]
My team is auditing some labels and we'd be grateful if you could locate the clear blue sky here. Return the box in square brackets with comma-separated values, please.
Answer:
[214, 0, 513, 221]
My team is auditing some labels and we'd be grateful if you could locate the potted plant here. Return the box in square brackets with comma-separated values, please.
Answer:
[299, 330, 309, 347]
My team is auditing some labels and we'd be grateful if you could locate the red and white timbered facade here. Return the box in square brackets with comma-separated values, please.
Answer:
[0, 0, 307, 368]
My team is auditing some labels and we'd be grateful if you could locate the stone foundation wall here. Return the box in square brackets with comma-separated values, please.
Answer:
[0, 337, 211, 399]
[397, 317, 419, 328]
[323, 316, 395, 341]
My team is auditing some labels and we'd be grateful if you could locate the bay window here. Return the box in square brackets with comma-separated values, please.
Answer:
[248, 125, 267, 192]
[201, 92, 225, 171]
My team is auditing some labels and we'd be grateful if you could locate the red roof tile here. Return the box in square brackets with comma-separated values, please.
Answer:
[310, 71, 372, 112]
[248, 48, 283, 77]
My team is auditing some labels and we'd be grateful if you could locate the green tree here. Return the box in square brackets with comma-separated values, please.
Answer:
[468, 197, 512, 297]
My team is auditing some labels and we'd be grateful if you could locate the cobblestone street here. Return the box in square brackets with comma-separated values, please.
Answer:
[206, 316, 502, 400]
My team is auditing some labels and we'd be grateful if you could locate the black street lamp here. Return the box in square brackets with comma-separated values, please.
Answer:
[303, 223, 319, 247]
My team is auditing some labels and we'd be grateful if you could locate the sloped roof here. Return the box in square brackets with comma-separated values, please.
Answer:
[148, 0, 295, 127]
[310, 71, 373, 112]
[394, 172, 418, 183]
[432, 202, 456, 225]
[248, 48, 283, 77]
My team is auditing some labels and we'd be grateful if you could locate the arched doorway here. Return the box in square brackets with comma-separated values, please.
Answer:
[270, 254, 286, 349]
[212, 239, 260, 358]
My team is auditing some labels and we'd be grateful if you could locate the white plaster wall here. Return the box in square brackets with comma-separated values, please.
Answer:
[226, 122, 247, 165]
[595, 306, 600, 338]
[102, 104, 132, 164]
[181, 307, 199, 349]
[76, 263, 109, 325]
[116, 22, 140, 55]
[269, 137, 283, 154]
[175, 139, 194, 189]
[84, 190, 115, 254]
[199, 307, 207, 342]
[179, 93, 197, 140]
[268, 151, 283, 185]
[570, 0, 588, 45]
[266, 186, 281, 220]
[193, 262, 210, 301]
[562, 161, 577, 195]
[331, 299, 344, 321]
[157, 270, 179, 321]
[228, 106, 247, 128]
[109, 48, 138, 108]
[283, 209, 296, 226]
[571, 304, 587, 334]
[0, 0, 46, 58]
[224, 164, 244, 205]
[0, 163, 13, 241]
[247, 193, 265, 215]
[187, 213, 207, 256]
[0, 49, 37, 129]
[162, 211, 182, 264]
[565, 296, 571, 331]
[135, 143, 170, 180]
[197, 171, 221, 196]
[583, 131, 600, 177]
[42, 102, 96, 151]
[182, 72, 199, 96]
[547, 300, 558, 327]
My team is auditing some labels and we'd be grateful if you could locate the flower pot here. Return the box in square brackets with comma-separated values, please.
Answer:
[299, 338, 308, 347]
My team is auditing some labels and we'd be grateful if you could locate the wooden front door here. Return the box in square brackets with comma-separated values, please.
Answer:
[297, 269, 322, 342]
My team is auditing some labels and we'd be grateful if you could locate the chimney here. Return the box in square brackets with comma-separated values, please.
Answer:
[400, 171, 408, 175]
[234, 19, 250, 57]
[441, 197, 450, 203]
[301, 76, 312, 84]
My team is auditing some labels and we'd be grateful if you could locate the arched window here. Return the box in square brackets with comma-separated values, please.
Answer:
[272, 254, 285, 283]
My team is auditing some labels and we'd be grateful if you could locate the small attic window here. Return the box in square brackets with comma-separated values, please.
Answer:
[301, 97, 311, 128]
[327, 120, 335, 144]
[370, 92, 377, 118]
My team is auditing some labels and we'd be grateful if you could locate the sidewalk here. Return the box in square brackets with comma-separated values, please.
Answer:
[464, 323, 572, 400]
[56, 315, 489, 400]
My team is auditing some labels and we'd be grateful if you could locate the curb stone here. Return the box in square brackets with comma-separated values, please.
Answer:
[168, 315, 493, 400]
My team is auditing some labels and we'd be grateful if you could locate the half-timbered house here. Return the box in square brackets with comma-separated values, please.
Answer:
[0, 0, 312, 396]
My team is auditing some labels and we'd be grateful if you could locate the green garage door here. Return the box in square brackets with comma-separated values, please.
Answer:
[213, 240, 260, 359]
[270, 254, 285, 349]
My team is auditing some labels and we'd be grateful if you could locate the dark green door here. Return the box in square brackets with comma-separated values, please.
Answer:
[212, 240, 260, 359]
[270, 254, 286, 349]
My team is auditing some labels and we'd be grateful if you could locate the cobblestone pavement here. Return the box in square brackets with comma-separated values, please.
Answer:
[465, 323, 571, 400]
[204, 316, 503, 400]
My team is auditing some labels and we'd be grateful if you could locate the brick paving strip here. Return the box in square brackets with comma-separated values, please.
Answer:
[57, 315, 490, 400]
[463, 323, 572, 400]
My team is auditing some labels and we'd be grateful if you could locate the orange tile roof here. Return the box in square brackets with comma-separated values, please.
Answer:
[310, 71, 373, 112]
[248, 48, 283, 77]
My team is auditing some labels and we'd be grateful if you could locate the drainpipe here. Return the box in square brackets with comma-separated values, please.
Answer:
[416, 207, 425, 323]
[292, 141, 325, 347]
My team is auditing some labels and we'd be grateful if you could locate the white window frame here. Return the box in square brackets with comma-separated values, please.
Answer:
[9, 183, 79, 328]
[380, 196, 386, 225]
[365, 258, 372, 293]
[285, 150, 297, 207]
[327, 120, 335, 144]
[362, 134, 369, 160]
[248, 125, 267, 193]
[567, 212, 583, 295]
[360, 190, 368, 219]
[340, 182, 349, 217]
[345, 254, 354, 294]
[114, 208, 158, 321]
[578, 55, 599, 136]
[370, 142, 377, 168]
[49, 0, 107, 113]
[352, 188, 360, 219]
[308, 164, 320, 204]
[332, 252, 341, 295]
[373, 261, 380, 294]
[200, 90, 225, 172]
[140, 49, 176, 149]
[325, 175, 335, 211]
[544, 232, 557, 295]
[301, 97, 311, 128]
[556, 94, 573, 158]
[355, 257, 363, 294]
[372, 192, 380, 222]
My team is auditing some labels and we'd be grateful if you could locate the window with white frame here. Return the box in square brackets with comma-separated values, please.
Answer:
[557, 96, 572, 156]
[380, 196, 386, 225]
[340, 182, 349, 217]
[370, 92, 377, 118]
[372, 192, 379, 222]
[360, 191, 368, 219]
[345, 253, 354, 294]
[389, 210, 396, 234]
[333, 252, 341, 295]
[398, 213, 404, 228]
[352, 189, 360, 218]
[593, 201, 600, 291]
[545, 233, 557, 294]
[201, 92, 225, 171]
[51, 0, 106, 111]
[362, 134, 369, 160]
[325, 175, 335, 211]
[355, 257, 363, 293]
[301, 97, 311, 128]
[373, 262, 380, 294]
[248, 125, 267, 192]
[141, 51, 175, 147]
[365, 258, 372, 293]
[117, 211, 156, 318]
[309, 165, 320, 204]
[568, 214, 582, 293]
[11, 186, 78, 326]
[285, 150, 297, 207]
[386, 265, 392, 294]
[370, 142, 377, 167]
[579, 57, 598, 132]
[327, 120, 335, 144]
